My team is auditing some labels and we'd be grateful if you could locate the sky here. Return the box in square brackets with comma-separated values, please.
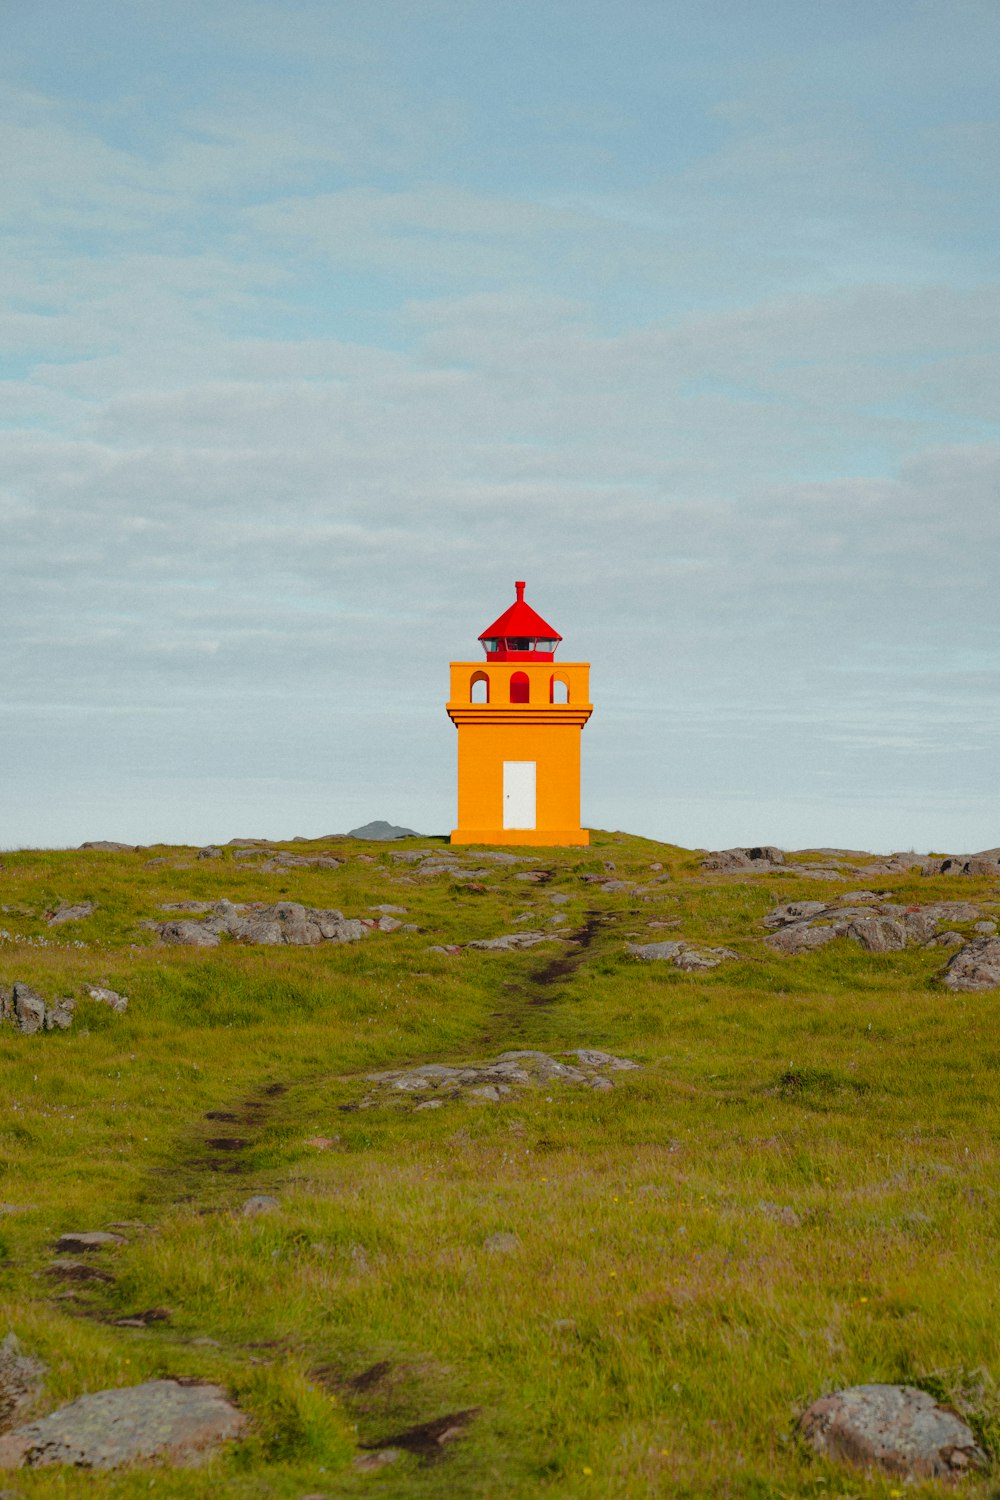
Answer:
[2, 0, 999, 853]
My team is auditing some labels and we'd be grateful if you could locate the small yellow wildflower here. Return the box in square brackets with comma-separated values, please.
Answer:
[582, 1465, 593, 1476]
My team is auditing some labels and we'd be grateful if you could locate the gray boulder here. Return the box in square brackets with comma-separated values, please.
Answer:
[941, 935, 1000, 992]
[0, 1379, 246, 1470]
[766, 924, 839, 955]
[79, 842, 134, 852]
[0, 1334, 45, 1432]
[799, 1383, 986, 1479]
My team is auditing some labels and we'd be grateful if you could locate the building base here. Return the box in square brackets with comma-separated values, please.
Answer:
[450, 828, 590, 847]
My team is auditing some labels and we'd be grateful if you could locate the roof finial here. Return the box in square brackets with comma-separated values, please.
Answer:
[515, 580, 525, 602]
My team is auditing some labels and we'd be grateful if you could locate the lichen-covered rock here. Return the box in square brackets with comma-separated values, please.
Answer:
[0, 1335, 45, 1432]
[799, 1383, 987, 1480]
[0, 1379, 246, 1469]
[941, 935, 1000, 992]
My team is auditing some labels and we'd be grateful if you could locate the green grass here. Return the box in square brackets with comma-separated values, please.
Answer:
[0, 831, 997, 1497]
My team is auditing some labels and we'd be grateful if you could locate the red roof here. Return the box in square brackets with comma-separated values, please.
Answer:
[479, 582, 561, 642]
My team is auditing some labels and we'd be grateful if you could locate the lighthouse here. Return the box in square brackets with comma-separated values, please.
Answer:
[446, 581, 593, 846]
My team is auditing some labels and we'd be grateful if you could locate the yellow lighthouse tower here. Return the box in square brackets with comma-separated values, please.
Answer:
[447, 581, 593, 846]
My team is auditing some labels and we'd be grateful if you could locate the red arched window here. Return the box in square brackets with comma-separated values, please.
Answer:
[509, 672, 530, 703]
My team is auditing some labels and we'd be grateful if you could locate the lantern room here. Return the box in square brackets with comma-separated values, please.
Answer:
[446, 580, 593, 847]
[479, 581, 562, 661]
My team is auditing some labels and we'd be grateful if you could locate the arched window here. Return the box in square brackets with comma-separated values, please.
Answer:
[470, 671, 489, 704]
[510, 671, 530, 704]
[549, 675, 569, 704]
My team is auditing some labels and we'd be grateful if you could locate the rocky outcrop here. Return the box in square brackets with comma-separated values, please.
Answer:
[79, 842, 134, 853]
[941, 935, 1000, 992]
[626, 940, 738, 970]
[154, 900, 375, 947]
[360, 1049, 639, 1109]
[0, 1379, 247, 1470]
[799, 1383, 986, 1480]
[764, 900, 982, 956]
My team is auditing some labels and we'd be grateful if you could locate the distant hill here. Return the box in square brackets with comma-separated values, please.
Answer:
[346, 819, 421, 840]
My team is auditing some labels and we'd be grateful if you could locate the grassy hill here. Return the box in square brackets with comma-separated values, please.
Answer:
[0, 831, 996, 1497]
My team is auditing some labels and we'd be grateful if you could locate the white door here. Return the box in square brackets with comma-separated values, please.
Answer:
[503, 761, 536, 829]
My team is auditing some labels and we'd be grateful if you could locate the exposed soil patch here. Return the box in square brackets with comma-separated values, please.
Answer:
[531, 909, 607, 993]
[360, 1407, 480, 1461]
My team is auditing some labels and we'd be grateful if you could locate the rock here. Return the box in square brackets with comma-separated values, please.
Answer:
[941, 935, 1000, 992]
[376, 916, 402, 933]
[0, 1335, 45, 1432]
[79, 842, 134, 852]
[9, 984, 46, 1035]
[155, 901, 369, 947]
[766, 925, 839, 955]
[47, 902, 95, 926]
[974, 920, 997, 934]
[764, 898, 981, 957]
[362, 1048, 638, 1108]
[925, 930, 964, 948]
[44, 998, 75, 1031]
[626, 940, 737, 969]
[348, 821, 420, 840]
[483, 1232, 519, 1253]
[466, 931, 553, 952]
[923, 849, 1000, 877]
[370, 904, 407, 914]
[798, 1383, 987, 1480]
[844, 916, 908, 953]
[702, 846, 785, 872]
[763, 902, 830, 929]
[196, 846, 222, 859]
[84, 986, 128, 1013]
[54, 1232, 125, 1253]
[240, 1195, 279, 1217]
[159, 920, 220, 948]
[0, 1378, 247, 1470]
[260, 853, 343, 871]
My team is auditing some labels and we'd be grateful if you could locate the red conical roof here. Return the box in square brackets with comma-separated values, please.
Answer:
[479, 581, 561, 643]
